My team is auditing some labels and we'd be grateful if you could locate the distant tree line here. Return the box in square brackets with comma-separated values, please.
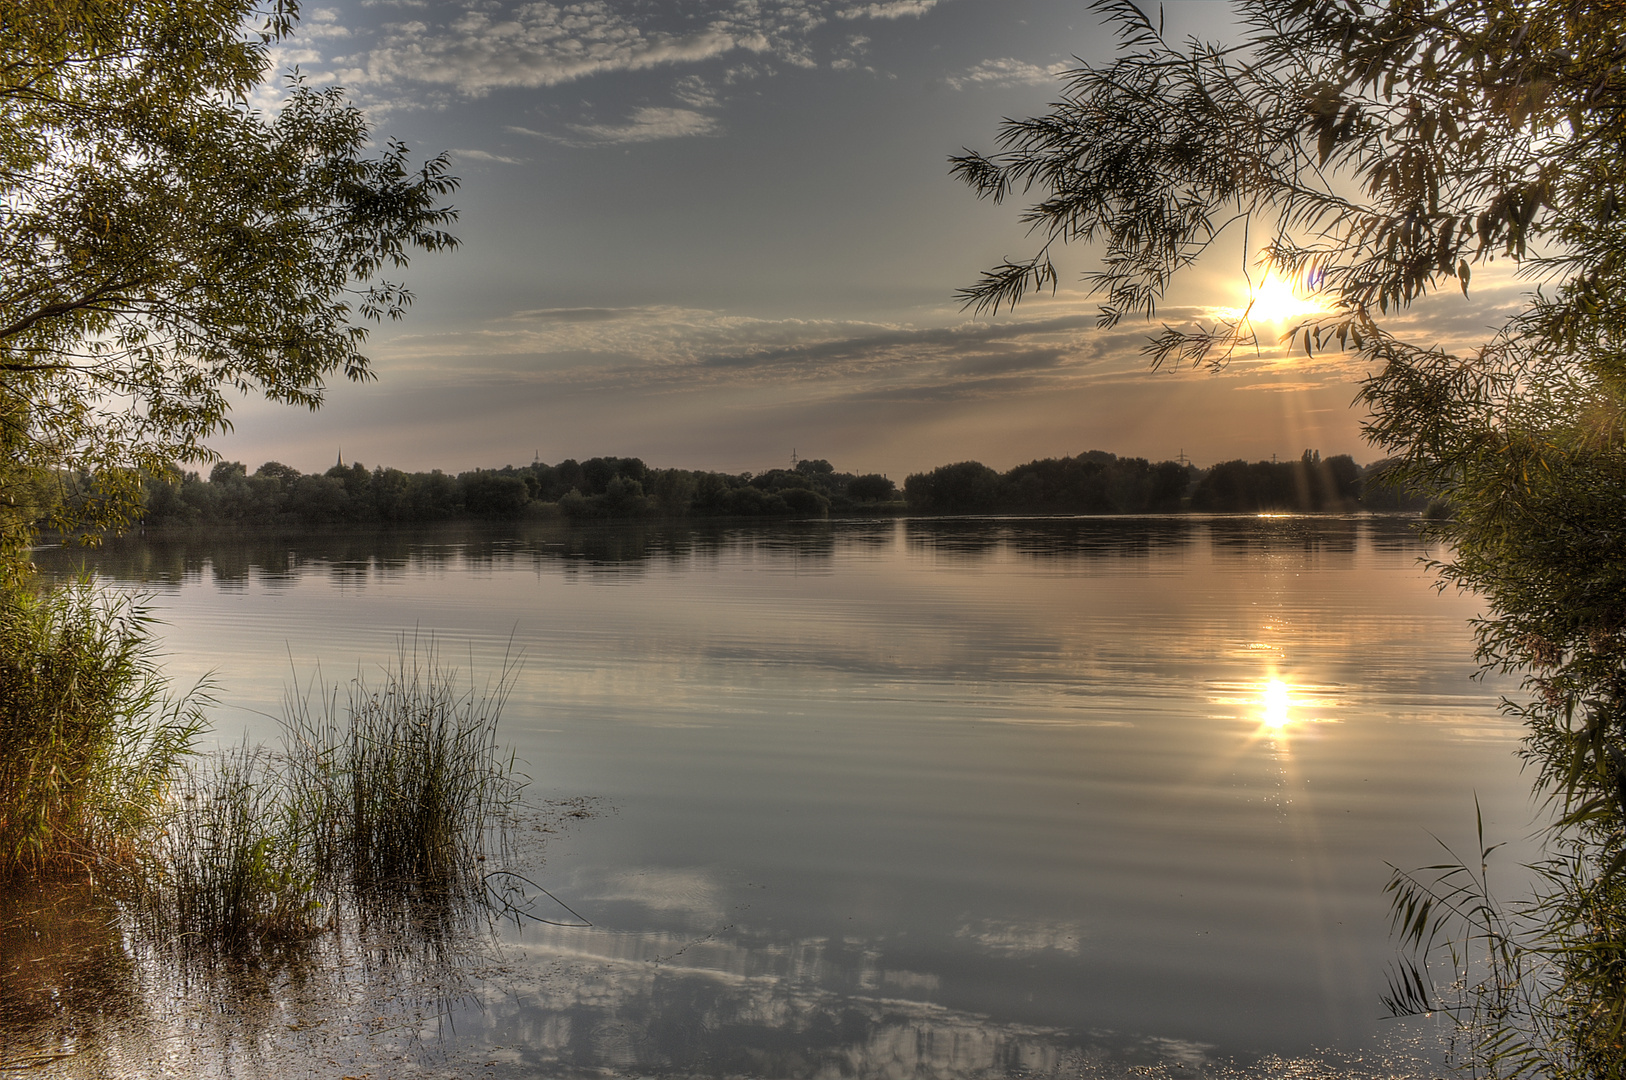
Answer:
[119, 448, 1424, 530]
[134, 457, 899, 527]
[902, 450, 1426, 515]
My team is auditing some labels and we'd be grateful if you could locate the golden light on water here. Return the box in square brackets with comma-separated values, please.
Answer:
[1262, 678, 1292, 729]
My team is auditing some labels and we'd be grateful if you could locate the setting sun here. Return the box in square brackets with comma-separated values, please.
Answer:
[1243, 273, 1323, 325]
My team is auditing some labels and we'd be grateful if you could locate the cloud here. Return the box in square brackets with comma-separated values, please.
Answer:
[836, 0, 938, 19]
[281, 0, 952, 109]
[380, 301, 1156, 403]
[509, 306, 629, 322]
[220, 291, 1383, 476]
[354, 6, 748, 97]
[566, 106, 721, 144]
[671, 74, 720, 109]
[830, 31, 870, 70]
[450, 147, 522, 163]
[297, 7, 353, 38]
[360, 294, 1404, 469]
[689, 314, 1097, 372]
[946, 56, 1068, 91]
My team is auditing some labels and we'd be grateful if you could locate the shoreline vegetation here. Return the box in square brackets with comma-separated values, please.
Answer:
[60, 449, 1427, 536]
[0, 579, 527, 961]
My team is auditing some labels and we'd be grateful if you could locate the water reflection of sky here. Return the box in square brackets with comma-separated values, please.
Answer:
[26, 517, 1532, 1076]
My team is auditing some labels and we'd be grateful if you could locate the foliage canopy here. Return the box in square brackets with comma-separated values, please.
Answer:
[954, 0, 1626, 1073]
[0, 0, 459, 558]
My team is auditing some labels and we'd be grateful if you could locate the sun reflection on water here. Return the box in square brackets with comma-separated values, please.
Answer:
[1262, 678, 1292, 730]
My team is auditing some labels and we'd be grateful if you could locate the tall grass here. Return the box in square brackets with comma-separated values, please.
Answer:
[1385, 815, 1626, 1079]
[0, 580, 206, 879]
[152, 640, 524, 949]
[157, 747, 326, 948]
[283, 642, 522, 898]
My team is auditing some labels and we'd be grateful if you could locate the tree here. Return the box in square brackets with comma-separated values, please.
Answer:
[461, 471, 531, 519]
[903, 461, 1002, 514]
[847, 473, 897, 503]
[0, 0, 458, 565]
[953, 1, 1626, 1072]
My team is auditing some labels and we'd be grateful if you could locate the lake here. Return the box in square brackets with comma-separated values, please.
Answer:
[19, 515, 1536, 1078]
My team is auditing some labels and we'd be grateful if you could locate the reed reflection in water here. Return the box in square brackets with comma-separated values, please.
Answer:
[23, 516, 1534, 1076]
[0, 879, 490, 1077]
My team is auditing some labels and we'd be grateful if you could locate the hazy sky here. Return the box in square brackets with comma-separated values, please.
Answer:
[215, 0, 1522, 478]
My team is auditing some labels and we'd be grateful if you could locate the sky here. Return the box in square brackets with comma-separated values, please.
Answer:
[213, 0, 1524, 478]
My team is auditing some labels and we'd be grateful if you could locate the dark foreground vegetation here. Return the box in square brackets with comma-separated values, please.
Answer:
[102, 448, 1424, 531]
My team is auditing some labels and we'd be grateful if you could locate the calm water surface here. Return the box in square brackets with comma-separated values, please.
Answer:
[22, 516, 1536, 1078]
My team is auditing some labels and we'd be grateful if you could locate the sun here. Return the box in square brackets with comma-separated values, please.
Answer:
[1242, 273, 1323, 324]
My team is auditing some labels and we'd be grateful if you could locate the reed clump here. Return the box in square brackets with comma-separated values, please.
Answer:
[156, 747, 325, 948]
[0, 580, 206, 880]
[282, 644, 522, 896]
[155, 643, 523, 949]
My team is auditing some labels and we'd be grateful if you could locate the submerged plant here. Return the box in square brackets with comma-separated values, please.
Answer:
[0, 579, 206, 879]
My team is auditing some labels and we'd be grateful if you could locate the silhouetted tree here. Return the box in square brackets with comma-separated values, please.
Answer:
[847, 474, 896, 503]
[461, 472, 530, 519]
[904, 462, 1002, 514]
